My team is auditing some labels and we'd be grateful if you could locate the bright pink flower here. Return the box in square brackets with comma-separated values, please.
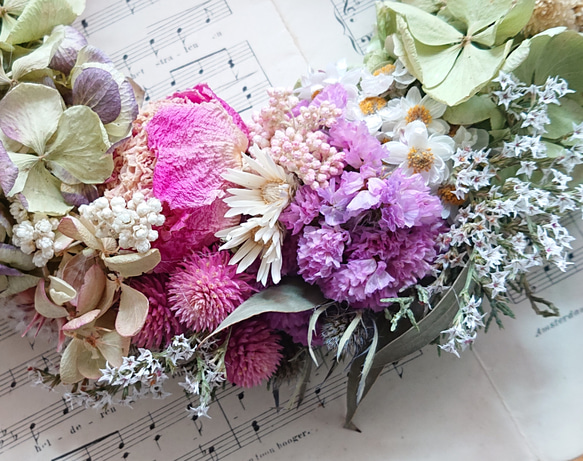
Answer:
[129, 274, 184, 350]
[168, 249, 255, 333]
[224, 319, 282, 388]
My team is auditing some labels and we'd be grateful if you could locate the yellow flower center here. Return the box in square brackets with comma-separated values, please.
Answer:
[407, 147, 434, 173]
[261, 181, 290, 205]
[359, 96, 386, 115]
[405, 104, 432, 125]
[438, 185, 466, 206]
[373, 64, 396, 76]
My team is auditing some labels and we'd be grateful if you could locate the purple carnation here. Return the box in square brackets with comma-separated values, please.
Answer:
[297, 225, 350, 283]
[280, 185, 322, 235]
[329, 118, 384, 174]
[311, 83, 348, 110]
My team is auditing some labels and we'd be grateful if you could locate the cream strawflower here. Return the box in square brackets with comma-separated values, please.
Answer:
[216, 217, 284, 285]
[384, 120, 455, 186]
[382, 86, 449, 136]
[222, 146, 297, 227]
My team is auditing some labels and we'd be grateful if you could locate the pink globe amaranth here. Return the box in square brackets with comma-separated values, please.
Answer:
[224, 319, 283, 388]
[167, 249, 255, 333]
[129, 273, 184, 350]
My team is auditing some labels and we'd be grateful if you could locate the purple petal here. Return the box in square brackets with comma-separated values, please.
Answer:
[0, 141, 18, 195]
[0, 264, 23, 276]
[61, 184, 99, 207]
[73, 68, 122, 124]
[79, 45, 113, 65]
[118, 79, 139, 123]
[50, 26, 88, 74]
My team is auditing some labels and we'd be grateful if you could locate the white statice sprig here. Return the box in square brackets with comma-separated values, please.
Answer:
[439, 294, 486, 358]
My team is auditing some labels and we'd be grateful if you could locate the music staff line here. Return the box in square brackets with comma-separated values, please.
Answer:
[142, 41, 271, 112]
[106, 0, 231, 69]
[330, 0, 375, 54]
[0, 320, 16, 343]
[76, 0, 159, 37]
[0, 348, 60, 399]
[49, 351, 423, 461]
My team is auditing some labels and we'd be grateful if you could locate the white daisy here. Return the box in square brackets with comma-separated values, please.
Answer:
[360, 59, 415, 95]
[222, 146, 297, 227]
[295, 59, 362, 102]
[382, 86, 449, 137]
[384, 120, 455, 186]
[216, 217, 284, 286]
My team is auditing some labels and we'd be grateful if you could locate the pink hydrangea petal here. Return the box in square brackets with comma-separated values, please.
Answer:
[148, 101, 247, 210]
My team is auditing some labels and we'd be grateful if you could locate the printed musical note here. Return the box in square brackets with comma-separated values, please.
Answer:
[251, 421, 261, 442]
[237, 392, 246, 410]
[148, 412, 156, 430]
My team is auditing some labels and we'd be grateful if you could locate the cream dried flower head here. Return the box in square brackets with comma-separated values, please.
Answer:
[222, 145, 297, 227]
[216, 217, 284, 286]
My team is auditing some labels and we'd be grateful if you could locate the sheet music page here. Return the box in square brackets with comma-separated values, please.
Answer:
[1, 1, 583, 460]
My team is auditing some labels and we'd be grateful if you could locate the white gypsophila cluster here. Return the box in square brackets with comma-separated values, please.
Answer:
[492, 72, 574, 135]
[179, 337, 226, 419]
[439, 296, 486, 357]
[12, 214, 60, 267]
[79, 192, 165, 253]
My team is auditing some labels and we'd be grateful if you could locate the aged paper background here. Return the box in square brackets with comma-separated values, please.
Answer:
[0, 1, 582, 460]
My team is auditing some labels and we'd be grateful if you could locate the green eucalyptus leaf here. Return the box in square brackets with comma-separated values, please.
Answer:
[443, 94, 498, 125]
[542, 141, 565, 159]
[495, 0, 535, 43]
[384, 1, 463, 46]
[45, 105, 112, 184]
[544, 97, 583, 140]
[371, 264, 471, 369]
[357, 322, 378, 403]
[5, 0, 85, 45]
[336, 312, 363, 362]
[211, 277, 326, 338]
[425, 40, 511, 106]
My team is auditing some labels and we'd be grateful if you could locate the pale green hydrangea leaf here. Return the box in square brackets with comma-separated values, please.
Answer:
[45, 105, 112, 184]
[545, 98, 583, 140]
[18, 161, 72, 214]
[0, 83, 64, 154]
[115, 283, 149, 337]
[48, 274, 76, 305]
[511, 27, 565, 84]
[425, 41, 512, 106]
[0, 242, 35, 270]
[59, 338, 85, 384]
[443, 94, 499, 125]
[102, 249, 161, 278]
[0, 274, 39, 297]
[533, 31, 583, 95]
[384, 1, 462, 46]
[10, 25, 64, 82]
[470, 20, 499, 47]
[34, 278, 69, 318]
[62, 308, 100, 331]
[4, 0, 85, 45]
[77, 346, 104, 380]
[495, 0, 535, 43]
[393, 15, 423, 82]
[6, 152, 37, 196]
[501, 38, 531, 74]
[96, 330, 127, 368]
[415, 40, 461, 89]
[446, 0, 512, 36]
[0, 55, 12, 86]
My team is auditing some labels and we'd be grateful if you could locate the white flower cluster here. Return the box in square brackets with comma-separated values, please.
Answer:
[12, 214, 60, 267]
[79, 192, 165, 253]
[493, 72, 574, 134]
[439, 296, 486, 357]
[179, 337, 226, 419]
